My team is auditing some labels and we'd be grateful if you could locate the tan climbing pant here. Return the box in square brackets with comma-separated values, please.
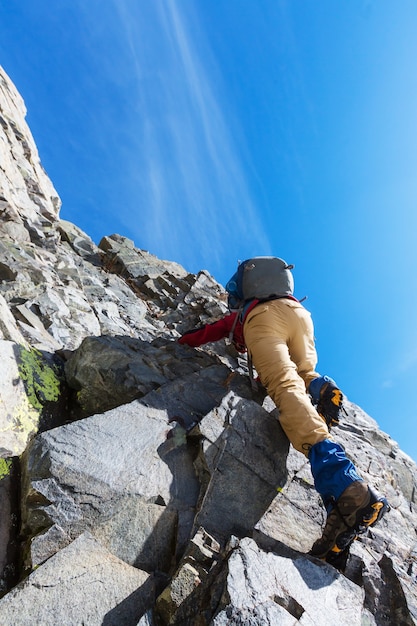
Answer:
[243, 298, 329, 455]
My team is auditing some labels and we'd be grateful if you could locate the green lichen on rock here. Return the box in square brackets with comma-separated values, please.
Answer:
[16, 347, 62, 411]
[0, 458, 12, 480]
[10, 398, 39, 436]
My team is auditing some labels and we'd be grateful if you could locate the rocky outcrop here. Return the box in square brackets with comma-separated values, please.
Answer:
[0, 67, 60, 245]
[0, 532, 155, 626]
[0, 65, 416, 625]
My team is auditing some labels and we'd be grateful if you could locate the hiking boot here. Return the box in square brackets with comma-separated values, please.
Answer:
[310, 481, 390, 560]
[317, 380, 344, 428]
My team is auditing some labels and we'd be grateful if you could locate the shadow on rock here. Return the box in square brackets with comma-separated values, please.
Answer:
[191, 392, 290, 546]
[102, 575, 161, 626]
[64, 334, 252, 422]
[153, 392, 291, 624]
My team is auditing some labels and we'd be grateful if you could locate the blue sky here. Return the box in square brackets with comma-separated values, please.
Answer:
[0, 1, 416, 462]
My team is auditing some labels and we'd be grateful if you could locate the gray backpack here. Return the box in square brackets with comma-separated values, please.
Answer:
[226, 256, 294, 308]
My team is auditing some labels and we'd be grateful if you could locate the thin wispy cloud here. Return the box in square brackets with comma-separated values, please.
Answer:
[112, 0, 270, 275]
[397, 345, 417, 375]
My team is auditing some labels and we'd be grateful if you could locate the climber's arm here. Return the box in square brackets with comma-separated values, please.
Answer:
[178, 314, 237, 347]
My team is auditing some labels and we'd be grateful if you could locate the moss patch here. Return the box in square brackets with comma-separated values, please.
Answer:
[0, 458, 12, 480]
[16, 347, 61, 411]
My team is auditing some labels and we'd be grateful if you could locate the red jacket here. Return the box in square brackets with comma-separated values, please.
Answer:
[178, 301, 261, 353]
[178, 296, 299, 353]
[178, 312, 244, 352]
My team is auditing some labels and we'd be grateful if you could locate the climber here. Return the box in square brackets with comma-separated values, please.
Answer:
[178, 257, 390, 567]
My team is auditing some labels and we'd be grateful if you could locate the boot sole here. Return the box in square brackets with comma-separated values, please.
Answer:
[357, 496, 390, 530]
[327, 496, 390, 559]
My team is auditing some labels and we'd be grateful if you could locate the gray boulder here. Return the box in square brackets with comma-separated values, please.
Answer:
[64, 334, 228, 417]
[212, 537, 366, 626]
[192, 392, 290, 543]
[20, 399, 199, 572]
[0, 532, 155, 626]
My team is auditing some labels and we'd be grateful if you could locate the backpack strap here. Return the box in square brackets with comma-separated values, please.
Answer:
[228, 307, 242, 344]
[247, 352, 259, 392]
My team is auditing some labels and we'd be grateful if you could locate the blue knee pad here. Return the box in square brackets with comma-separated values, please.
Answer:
[309, 439, 362, 507]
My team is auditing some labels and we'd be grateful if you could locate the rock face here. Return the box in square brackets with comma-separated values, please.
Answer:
[0, 65, 416, 625]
